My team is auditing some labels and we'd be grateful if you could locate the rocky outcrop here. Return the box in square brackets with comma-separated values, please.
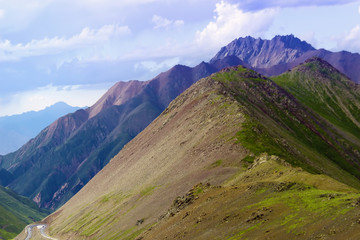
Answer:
[211, 35, 315, 68]
[211, 35, 360, 83]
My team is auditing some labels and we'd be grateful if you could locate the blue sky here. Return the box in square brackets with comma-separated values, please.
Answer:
[0, 0, 360, 116]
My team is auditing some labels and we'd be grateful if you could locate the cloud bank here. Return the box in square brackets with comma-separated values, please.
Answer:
[196, 1, 277, 49]
[0, 24, 130, 61]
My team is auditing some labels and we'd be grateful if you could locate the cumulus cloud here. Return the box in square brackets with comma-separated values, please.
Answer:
[152, 15, 184, 29]
[338, 25, 360, 52]
[0, 24, 130, 61]
[196, 1, 277, 49]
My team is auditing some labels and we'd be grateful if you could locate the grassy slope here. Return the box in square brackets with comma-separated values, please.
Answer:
[44, 63, 360, 239]
[141, 155, 360, 240]
[0, 186, 48, 239]
[272, 57, 360, 145]
[213, 65, 360, 188]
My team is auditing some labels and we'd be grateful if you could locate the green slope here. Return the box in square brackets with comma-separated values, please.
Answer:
[0, 186, 48, 239]
[213, 63, 360, 188]
[273, 57, 360, 142]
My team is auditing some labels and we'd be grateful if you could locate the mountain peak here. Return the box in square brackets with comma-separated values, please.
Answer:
[211, 35, 315, 68]
[295, 56, 349, 79]
[273, 34, 314, 51]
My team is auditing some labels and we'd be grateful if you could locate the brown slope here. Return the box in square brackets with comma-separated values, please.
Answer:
[0, 61, 223, 210]
[88, 80, 147, 118]
[44, 74, 248, 239]
[43, 65, 360, 240]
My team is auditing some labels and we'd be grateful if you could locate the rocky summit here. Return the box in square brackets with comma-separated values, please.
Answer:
[211, 35, 360, 83]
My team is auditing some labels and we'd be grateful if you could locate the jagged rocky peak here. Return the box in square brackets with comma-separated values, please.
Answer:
[211, 34, 315, 68]
[273, 34, 315, 52]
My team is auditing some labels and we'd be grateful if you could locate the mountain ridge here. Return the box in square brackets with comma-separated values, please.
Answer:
[41, 59, 360, 240]
[0, 59, 240, 209]
[211, 35, 360, 83]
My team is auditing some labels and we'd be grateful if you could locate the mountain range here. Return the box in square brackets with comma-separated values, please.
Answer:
[38, 57, 360, 239]
[212, 34, 360, 83]
[1, 34, 360, 220]
[0, 102, 80, 155]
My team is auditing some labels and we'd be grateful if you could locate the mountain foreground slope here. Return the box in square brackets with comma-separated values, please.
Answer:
[0, 186, 48, 239]
[37, 60, 360, 239]
[211, 34, 360, 83]
[0, 59, 245, 210]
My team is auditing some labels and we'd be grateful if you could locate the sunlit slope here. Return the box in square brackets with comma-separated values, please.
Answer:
[45, 61, 360, 239]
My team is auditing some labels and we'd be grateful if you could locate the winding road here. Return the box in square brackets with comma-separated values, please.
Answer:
[24, 224, 57, 240]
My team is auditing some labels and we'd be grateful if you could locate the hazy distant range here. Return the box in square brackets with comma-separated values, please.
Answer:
[0, 102, 80, 155]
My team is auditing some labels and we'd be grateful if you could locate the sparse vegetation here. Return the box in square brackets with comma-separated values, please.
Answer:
[43, 59, 360, 240]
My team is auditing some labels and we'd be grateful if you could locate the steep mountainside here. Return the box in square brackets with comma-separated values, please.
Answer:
[0, 186, 48, 240]
[273, 57, 360, 142]
[211, 35, 360, 83]
[41, 61, 360, 240]
[0, 59, 242, 210]
[0, 102, 80, 155]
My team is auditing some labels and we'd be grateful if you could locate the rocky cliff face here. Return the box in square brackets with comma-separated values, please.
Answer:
[211, 35, 315, 68]
[211, 35, 360, 83]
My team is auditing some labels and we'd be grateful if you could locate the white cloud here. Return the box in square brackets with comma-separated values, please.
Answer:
[152, 15, 184, 29]
[195, 1, 277, 49]
[0, 24, 130, 61]
[299, 31, 318, 48]
[0, 84, 111, 117]
[134, 57, 180, 72]
[338, 25, 360, 52]
[358, 5, 360, 14]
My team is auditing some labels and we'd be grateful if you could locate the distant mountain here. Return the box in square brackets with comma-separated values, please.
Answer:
[211, 34, 360, 83]
[0, 102, 80, 155]
[0, 185, 48, 239]
[0, 59, 243, 210]
[44, 59, 360, 240]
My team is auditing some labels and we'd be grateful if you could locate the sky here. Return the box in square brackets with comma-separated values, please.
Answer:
[0, 0, 360, 116]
